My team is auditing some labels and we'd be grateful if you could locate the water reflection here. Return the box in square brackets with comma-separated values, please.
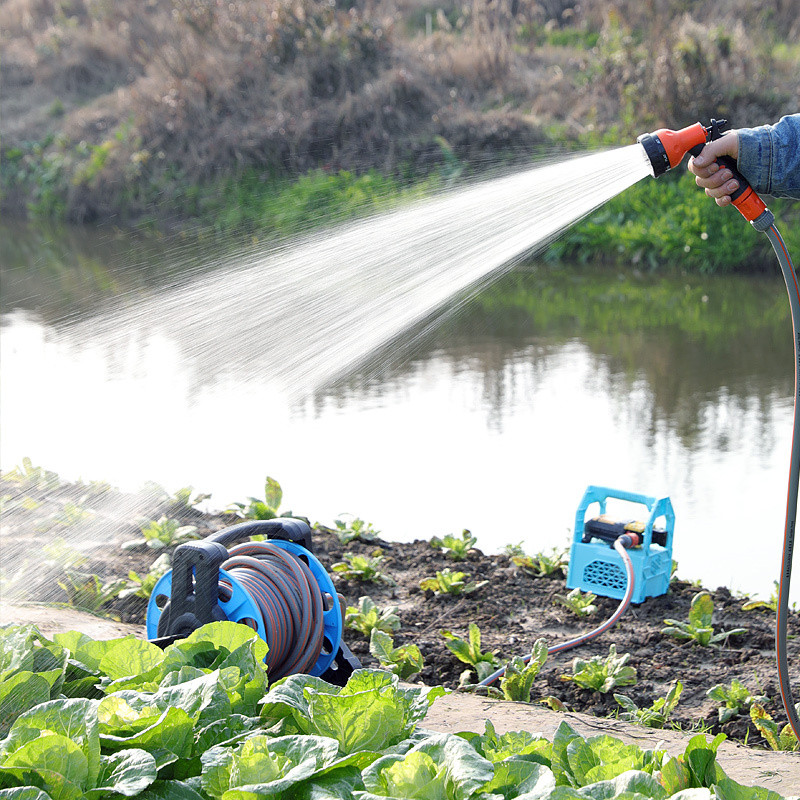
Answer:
[1, 220, 797, 602]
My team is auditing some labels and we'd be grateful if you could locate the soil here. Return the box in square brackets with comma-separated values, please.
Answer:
[2, 475, 800, 771]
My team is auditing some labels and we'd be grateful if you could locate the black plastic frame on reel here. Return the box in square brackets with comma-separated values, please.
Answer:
[146, 518, 361, 686]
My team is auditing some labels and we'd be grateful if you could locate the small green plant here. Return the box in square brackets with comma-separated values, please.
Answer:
[500, 541, 526, 557]
[554, 587, 598, 617]
[320, 514, 380, 545]
[750, 703, 800, 751]
[124, 516, 200, 550]
[615, 680, 683, 728]
[331, 551, 394, 584]
[369, 629, 424, 680]
[119, 553, 172, 600]
[42, 537, 89, 570]
[440, 622, 502, 683]
[50, 500, 95, 528]
[662, 591, 748, 646]
[2, 457, 60, 492]
[345, 596, 401, 637]
[707, 679, 769, 724]
[166, 485, 212, 515]
[430, 529, 477, 560]
[562, 644, 638, 693]
[58, 571, 126, 614]
[500, 638, 548, 702]
[512, 547, 568, 578]
[741, 581, 797, 613]
[227, 476, 283, 520]
[419, 568, 487, 596]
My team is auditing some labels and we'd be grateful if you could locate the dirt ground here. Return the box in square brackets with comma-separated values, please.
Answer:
[2, 475, 800, 791]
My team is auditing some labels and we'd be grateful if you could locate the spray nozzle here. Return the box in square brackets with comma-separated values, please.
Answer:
[637, 118, 770, 225]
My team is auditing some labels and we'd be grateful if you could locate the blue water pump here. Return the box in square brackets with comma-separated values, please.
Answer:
[145, 518, 360, 685]
[566, 486, 674, 604]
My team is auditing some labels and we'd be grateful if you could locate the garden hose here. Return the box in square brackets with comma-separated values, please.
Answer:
[146, 519, 347, 681]
[478, 536, 636, 686]
[219, 541, 326, 680]
[640, 119, 800, 740]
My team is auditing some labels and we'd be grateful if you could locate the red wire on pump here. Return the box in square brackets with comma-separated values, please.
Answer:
[478, 536, 637, 687]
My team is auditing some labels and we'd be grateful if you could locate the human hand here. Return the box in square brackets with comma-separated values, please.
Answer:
[687, 132, 740, 206]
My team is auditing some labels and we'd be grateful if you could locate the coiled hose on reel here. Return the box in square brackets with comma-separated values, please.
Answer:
[146, 518, 354, 683]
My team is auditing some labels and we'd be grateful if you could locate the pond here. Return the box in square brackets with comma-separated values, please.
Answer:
[1, 217, 797, 604]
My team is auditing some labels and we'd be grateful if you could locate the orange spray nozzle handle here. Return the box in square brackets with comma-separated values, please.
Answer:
[638, 118, 768, 224]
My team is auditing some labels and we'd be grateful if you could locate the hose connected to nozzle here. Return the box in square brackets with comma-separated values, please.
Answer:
[638, 119, 800, 741]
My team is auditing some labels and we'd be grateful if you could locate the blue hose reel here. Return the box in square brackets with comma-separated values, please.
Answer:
[566, 486, 675, 604]
[145, 519, 359, 684]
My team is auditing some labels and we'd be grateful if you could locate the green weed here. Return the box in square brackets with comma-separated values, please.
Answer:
[123, 516, 200, 550]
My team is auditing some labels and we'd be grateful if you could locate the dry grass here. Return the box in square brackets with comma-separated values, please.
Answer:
[1, 0, 797, 224]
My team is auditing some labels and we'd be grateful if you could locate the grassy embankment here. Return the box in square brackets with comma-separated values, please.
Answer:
[1, 0, 798, 272]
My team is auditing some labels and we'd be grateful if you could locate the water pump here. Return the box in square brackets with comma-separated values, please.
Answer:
[639, 119, 800, 740]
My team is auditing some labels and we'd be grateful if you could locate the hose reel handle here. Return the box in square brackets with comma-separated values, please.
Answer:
[208, 518, 313, 552]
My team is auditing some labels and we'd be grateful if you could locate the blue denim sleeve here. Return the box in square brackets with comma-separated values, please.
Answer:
[736, 114, 800, 200]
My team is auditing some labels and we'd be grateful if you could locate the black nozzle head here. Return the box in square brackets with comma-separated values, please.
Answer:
[637, 131, 669, 178]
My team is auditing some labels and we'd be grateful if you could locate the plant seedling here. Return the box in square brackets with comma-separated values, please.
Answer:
[512, 547, 568, 578]
[1, 456, 59, 492]
[562, 644, 637, 693]
[662, 591, 747, 646]
[741, 581, 797, 613]
[419, 568, 487, 596]
[227, 476, 283, 520]
[429, 529, 477, 560]
[369, 629, 424, 680]
[615, 680, 683, 728]
[440, 622, 502, 683]
[345, 596, 401, 637]
[750, 703, 800, 751]
[119, 553, 172, 600]
[706, 679, 769, 724]
[124, 515, 200, 550]
[320, 514, 380, 545]
[58, 570, 126, 614]
[331, 551, 394, 584]
[554, 587, 598, 617]
[500, 638, 548, 702]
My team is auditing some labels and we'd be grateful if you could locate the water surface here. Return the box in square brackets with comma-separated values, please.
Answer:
[1, 217, 797, 604]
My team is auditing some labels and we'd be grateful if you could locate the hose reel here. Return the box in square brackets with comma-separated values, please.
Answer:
[145, 518, 360, 685]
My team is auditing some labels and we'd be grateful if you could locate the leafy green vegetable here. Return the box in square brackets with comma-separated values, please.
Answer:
[440, 623, 501, 684]
[499, 638, 548, 702]
[418, 569, 487, 596]
[662, 591, 748, 647]
[429, 530, 477, 561]
[562, 644, 637, 693]
[706, 679, 769, 724]
[615, 680, 682, 728]
[345, 597, 401, 638]
[259, 670, 446, 754]
[369, 631, 424, 681]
